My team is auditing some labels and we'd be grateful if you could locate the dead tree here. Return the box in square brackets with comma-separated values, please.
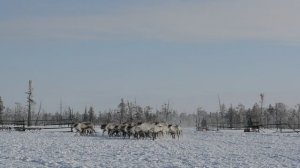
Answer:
[298, 104, 300, 129]
[35, 102, 42, 126]
[218, 95, 226, 129]
[118, 98, 126, 124]
[162, 101, 170, 123]
[196, 107, 207, 131]
[260, 93, 264, 125]
[0, 96, 4, 124]
[26, 80, 35, 126]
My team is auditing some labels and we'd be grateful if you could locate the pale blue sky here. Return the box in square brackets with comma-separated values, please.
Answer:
[1, 1, 300, 113]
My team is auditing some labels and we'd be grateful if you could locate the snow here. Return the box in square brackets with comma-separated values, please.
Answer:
[0, 128, 299, 168]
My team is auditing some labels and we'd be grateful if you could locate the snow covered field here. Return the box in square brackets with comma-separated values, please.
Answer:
[0, 128, 299, 168]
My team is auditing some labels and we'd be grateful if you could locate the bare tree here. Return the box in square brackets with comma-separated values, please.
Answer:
[251, 103, 260, 124]
[134, 105, 143, 122]
[162, 102, 170, 122]
[144, 106, 152, 121]
[246, 108, 253, 128]
[118, 98, 126, 124]
[267, 104, 275, 128]
[60, 99, 63, 118]
[275, 102, 287, 131]
[201, 118, 207, 130]
[127, 101, 134, 122]
[260, 93, 264, 125]
[196, 107, 207, 131]
[287, 108, 297, 130]
[226, 105, 236, 128]
[83, 107, 89, 122]
[297, 104, 300, 129]
[218, 96, 226, 128]
[35, 102, 42, 125]
[26, 80, 35, 126]
[68, 106, 74, 122]
[88, 106, 95, 122]
[0, 96, 4, 124]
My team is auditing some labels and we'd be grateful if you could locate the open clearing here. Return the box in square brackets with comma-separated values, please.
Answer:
[0, 128, 299, 168]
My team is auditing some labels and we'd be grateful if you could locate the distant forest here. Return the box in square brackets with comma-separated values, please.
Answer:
[0, 95, 300, 130]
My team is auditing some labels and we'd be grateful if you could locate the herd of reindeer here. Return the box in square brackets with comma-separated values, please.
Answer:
[73, 122, 182, 140]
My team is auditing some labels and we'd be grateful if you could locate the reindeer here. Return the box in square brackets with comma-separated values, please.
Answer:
[73, 122, 96, 136]
[150, 124, 163, 140]
[168, 124, 181, 139]
[120, 123, 134, 139]
[154, 122, 169, 137]
[100, 123, 116, 136]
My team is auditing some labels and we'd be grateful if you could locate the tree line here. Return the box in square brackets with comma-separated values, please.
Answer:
[0, 97, 194, 127]
[0, 96, 299, 130]
[196, 102, 300, 130]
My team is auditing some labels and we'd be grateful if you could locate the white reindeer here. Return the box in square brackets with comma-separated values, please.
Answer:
[168, 124, 181, 139]
[73, 122, 96, 136]
[101, 123, 116, 136]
